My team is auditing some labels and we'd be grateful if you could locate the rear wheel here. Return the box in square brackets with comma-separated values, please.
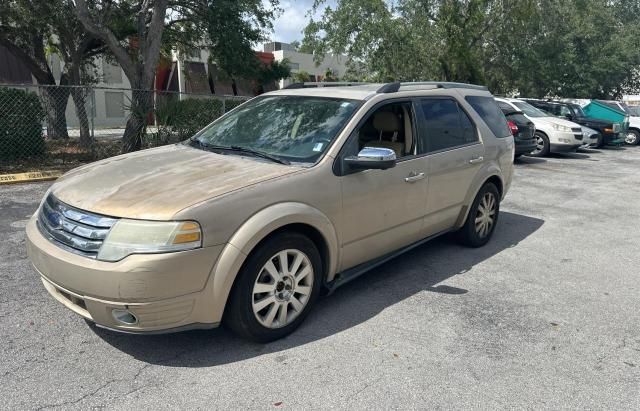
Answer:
[224, 232, 322, 342]
[529, 132, 550, 157]
[456, 183, 500, 248]
[625, 130, 640, 145]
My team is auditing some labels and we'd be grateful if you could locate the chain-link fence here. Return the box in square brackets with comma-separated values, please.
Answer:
[0, 83, 250, 174]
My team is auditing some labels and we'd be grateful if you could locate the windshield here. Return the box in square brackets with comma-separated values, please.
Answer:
[513, 102, 549, 118]
[628, 106, 640, 116]
[570, 104, 586, 117]
[191, 95, 359, 164]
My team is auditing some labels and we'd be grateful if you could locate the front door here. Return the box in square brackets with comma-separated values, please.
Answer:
[337, 100, 429, 271]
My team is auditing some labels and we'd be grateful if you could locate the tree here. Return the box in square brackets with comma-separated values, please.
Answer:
[75, 0, 169, 152]
[0, 0, 104, 143]
[74, 0, 279, 152]
[302, 0, 640, 97]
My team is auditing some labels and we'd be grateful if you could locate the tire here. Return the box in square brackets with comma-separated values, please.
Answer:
[529, 131, 550, 157]
[625, 130, 640, 146]
[224, 231, 322, 342]
[456, 182, 500, 248]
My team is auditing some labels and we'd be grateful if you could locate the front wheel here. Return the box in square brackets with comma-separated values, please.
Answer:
[625, 130, 640, 146]
[224, 232, 322, 342]
[529, 132, 550, 157]
[456, 183, 500, 248]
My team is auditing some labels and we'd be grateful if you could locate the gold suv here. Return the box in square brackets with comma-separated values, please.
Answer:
[27, 82, 514, 341]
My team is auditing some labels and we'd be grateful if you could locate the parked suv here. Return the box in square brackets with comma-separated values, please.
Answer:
[522, 99, 620, 147]
[495, 98, 583, 157]
[27, 82, 514, 342]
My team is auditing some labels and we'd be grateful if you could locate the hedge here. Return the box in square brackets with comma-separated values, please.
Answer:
[0, 88, 45, 160]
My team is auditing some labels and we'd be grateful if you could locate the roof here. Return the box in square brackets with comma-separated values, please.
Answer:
[267, 81, 490, 101]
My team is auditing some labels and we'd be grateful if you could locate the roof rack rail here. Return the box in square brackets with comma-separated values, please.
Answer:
[284, 81, 368, 89]
[376, 82, 401, 93]
[376, 81, 488, 93]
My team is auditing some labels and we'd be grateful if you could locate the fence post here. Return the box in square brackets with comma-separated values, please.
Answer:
[222, 97, 226, 114]
[90, 87, 96, 139]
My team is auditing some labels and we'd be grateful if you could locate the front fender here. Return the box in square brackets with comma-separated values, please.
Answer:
[201, 202, 339, 324]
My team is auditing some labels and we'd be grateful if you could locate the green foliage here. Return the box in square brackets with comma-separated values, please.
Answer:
[149, 96, 248, 146]
[293, 70, 312, 83]
[0, 88, 45, 160]
[302, 0, 640, 97]
[152, 97, 224, 143]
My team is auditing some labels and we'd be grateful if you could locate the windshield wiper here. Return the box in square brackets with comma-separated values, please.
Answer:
[228, 145, 290, 165]
[189, 139, 290, 165]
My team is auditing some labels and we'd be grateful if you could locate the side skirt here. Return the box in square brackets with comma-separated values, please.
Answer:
[325, 229, 452, 294]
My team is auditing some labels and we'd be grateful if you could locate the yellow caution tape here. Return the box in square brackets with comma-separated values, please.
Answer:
[0, 170, 62, 185]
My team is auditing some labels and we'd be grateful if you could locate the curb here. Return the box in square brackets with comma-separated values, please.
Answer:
[0, 171, 63, 185]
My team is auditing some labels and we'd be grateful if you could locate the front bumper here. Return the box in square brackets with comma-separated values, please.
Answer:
[603, 132, 626, 146]
[550, 143, 582, 153]
[26, 216, 224, 333]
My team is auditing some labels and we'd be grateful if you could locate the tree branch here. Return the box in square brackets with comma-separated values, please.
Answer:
[74, 0, 135, 79]
[0, 36, 53, 84]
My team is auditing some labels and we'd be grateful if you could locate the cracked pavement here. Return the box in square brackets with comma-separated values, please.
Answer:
[1, 147, 639, 409]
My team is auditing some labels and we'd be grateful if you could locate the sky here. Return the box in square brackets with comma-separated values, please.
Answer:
[266, 0, 337, 44]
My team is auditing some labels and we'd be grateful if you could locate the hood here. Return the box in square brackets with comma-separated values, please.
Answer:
[52, 144, 302, 220]
[576, 116, 612, 128]
[541, 116, 582, 128]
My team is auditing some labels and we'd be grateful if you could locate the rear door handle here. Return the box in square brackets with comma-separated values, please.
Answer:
[469, 156, 484, 164]
[404, 172, 425, 183]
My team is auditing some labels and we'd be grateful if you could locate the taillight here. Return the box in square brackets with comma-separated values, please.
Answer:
[507, 120, 518, 135]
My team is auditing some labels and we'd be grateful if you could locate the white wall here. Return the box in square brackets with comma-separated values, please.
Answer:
[272, 50, 349, 88]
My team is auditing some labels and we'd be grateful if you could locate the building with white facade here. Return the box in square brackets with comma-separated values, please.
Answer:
[265, 42, 350, 89]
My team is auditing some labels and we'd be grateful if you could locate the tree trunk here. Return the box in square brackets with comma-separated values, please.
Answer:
[41, 86, 70, 140]
[69, 87, 92, 148]
[121, 89, 152, 153]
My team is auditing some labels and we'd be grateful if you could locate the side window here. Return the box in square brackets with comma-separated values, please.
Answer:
[558, 105, 572, 117]
[346, 101, 417, 159]
[419, 98, 477, 153]
[466, 96, 511, 138]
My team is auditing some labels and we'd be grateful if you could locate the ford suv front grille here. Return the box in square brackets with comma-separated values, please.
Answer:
[37, 194, 118, 258]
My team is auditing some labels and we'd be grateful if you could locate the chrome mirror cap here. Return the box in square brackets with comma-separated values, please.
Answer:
[344, 147, 397, 170]
[357, 147, 397, 162]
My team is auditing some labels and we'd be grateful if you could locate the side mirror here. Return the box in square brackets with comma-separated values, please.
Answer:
[564, 113, 573, 120]
[344, 147, 396, 170]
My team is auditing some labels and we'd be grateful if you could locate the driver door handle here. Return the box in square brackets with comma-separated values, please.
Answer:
[469, 156, 484, 164]
[404, 172, 425, 183]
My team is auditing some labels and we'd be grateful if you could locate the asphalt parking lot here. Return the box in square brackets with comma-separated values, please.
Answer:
[1, 147, 639, 409]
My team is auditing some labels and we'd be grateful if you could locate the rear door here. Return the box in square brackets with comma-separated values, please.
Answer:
[416, 97, 485, 236]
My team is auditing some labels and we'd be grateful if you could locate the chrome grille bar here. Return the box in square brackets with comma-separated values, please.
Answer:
[37, 194, 118, 258]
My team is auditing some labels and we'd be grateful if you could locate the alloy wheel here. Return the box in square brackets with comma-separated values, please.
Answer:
[532, 135, 545, 154]
[625, 132, 638, 145]
[252, 249, 314, 329]
[475, 192, 496, 238]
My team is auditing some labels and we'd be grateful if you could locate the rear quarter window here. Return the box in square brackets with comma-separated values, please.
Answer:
[465, 96, 511, 138]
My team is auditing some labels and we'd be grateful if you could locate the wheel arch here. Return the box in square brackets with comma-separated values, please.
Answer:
[202, 202, 339, 324]
[454, 172, 504, 229]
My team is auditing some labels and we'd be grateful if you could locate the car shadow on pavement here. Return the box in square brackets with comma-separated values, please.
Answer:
[514, 156, 546, 164]
[91, 211, 544, 367]
[549, 152, 592, 160]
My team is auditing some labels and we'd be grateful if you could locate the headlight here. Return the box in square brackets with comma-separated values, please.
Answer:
[552, 123, 572, 132]
[97, 220, 202, 262]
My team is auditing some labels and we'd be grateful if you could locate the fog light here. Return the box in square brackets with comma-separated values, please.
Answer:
[112, 309, 138, 325]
